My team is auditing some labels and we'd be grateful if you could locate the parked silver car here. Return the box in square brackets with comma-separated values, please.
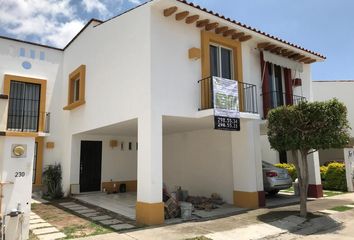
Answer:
[262, 161, 293, 195]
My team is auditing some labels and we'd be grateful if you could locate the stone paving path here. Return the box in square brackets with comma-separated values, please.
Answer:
[30, 212, 66, 240]
[58, 201, 135, 231]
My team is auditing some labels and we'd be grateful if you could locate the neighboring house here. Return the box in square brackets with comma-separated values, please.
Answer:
[313, 80, 354, 165]
[0, 0, 325, 225]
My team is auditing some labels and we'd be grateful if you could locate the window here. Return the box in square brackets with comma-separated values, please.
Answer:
[4, 75, 47, 133]
[64, 65, 86, 110]
[30, 49, 35, 59]
[209, 44, 233, 79]
[267, 63, 285, 108]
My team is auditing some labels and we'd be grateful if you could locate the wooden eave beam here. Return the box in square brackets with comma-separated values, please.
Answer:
[288, 53, 300, 59]
[215, 26, 228, 34]
[223, 29, 236, 37]
[292, 54, 305, 60]
[175, 11, 189, 21]
[305, 59, 317, 64]
[282, 50, 295, 57]
[205, 22, 219, 31]
[257, 42, 271, 49]
[270, 47, 283, 54]
[196, 19, 210, 28]
[239, 35, 252, 42]
[299, 57, 312, 62]
[164, 6, 178, 17]
[232, 32, 245, 40]
[264, 44, 277, 51]
[185, 15, 199, 24]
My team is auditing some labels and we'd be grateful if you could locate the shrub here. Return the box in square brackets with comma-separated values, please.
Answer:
[323, 162, 347, 192]
[43, 163, 64, 199]
[320, 165, 328, 181]
[274, 163, 297, 181]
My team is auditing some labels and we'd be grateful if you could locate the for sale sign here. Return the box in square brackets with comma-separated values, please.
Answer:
[213, 76, 240, 131]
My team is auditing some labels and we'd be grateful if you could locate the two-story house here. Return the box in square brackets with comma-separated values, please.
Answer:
[0, 0, 325, 226]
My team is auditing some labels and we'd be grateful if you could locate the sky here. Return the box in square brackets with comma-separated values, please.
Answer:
[0, 0, 353, 80]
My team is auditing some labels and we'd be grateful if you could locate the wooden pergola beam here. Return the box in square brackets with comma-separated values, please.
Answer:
[257, 42, 271, 49]
[223, 29, 236, 37]
[232, 32, 245, 40]
[239, 35, 252, 42]
[196, 19, 210, 28]
[205, 22, 219, 31]
[175, 11, 189, 21]
[215, 26, 228, 34]
[164, 6, 178, 17]
[185, 15, 199, 24]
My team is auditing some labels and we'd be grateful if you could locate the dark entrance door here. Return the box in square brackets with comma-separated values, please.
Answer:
[80, 141, 102, 192]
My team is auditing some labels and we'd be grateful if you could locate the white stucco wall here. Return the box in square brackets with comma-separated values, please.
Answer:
[163, 129, 234, 204]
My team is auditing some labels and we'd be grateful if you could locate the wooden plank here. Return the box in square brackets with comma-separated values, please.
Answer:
[304, 59, 317, 64]
[299, 57, 312, 62]
[185, 15, 199, 24]
[175, 11, 189, 21]
[205, 22, 219, 31]
[289, 53, 301, 59]
[215, 26, 228, 34]
[196, 19, 210, 28]
[257, 42, 270, 49]
[293, 55, 306, 60]
[163, 6, 178, 17]
[223, 29, 236, 37]
[232, 32, 245, 40]
[282, 50, 295, 57]
[270, 47, 283, 54]
[239, 35, 252, 42]
[264, 44, 277, 51]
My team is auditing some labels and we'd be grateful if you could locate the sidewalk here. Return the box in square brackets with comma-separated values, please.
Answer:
[75, 193, 354, 240]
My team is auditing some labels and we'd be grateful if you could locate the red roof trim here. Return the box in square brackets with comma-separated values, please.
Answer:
[177, 0, 326, 59]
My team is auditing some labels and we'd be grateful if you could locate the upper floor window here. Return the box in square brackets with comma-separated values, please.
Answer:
[64, 65, 86, 110]
[210, 44, 233, 79]
[4, 75, 47, 133]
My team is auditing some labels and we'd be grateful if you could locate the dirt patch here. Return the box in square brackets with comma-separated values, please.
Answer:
[32, 203, 111, 238]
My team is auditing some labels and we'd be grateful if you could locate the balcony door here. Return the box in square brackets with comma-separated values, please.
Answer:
[7, 81, 41, 132]
[267, 64, 285, 108]
[210, 44, 233, 79]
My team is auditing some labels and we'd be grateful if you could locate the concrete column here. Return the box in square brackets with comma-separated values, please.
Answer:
[232, 119, 264, 208]
[307, 151, 323, 198]
[344, 148, 354, 192]
[136, 115, 164, 225]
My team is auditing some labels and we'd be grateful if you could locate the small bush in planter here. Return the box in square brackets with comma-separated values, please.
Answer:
[323, 162, 347, 192]
[43, 163, 64, 199]
[274, 163, 297, 181]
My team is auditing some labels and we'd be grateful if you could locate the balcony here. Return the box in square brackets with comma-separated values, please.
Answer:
[198, 76, 258, 114]
[261, 91, 306, 117]
[7, 111, 51, 134]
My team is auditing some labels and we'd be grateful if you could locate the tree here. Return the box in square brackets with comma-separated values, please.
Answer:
[267, 99, 350, 217]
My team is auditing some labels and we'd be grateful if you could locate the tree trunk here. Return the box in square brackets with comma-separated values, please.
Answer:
[292, 150, 309, 218]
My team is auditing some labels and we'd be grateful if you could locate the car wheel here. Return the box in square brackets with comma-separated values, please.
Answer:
[267, 190, 279, 195]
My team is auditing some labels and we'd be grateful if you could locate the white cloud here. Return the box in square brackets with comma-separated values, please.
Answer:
[0, 0, 142, 48]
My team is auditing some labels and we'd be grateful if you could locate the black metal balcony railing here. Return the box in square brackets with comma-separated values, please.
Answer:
[261, 91, 306, 110]
[7, 111, 50, 133]
[198, 76, 258, 114]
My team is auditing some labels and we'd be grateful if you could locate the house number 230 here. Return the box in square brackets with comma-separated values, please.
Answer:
[15, 172, 25, 177]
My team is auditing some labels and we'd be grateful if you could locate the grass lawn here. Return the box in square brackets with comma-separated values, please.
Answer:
[31, 202, 112, 239]
[330, 205, 353, 212]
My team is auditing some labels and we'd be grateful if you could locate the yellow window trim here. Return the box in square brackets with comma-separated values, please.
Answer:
[200, 31, 244, 110]
[63, 64, 86, 110]
[3, 74, 47, 133]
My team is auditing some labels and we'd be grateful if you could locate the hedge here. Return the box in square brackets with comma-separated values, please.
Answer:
[323, 162, 347, 192]
[274, 163, 297, 181]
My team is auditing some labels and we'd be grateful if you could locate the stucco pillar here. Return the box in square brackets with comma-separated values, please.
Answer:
[344, 148, 354, 192]
[231, 119, 264, 208]
[136, 115, 164, 225]
[307, 151, 323, 198]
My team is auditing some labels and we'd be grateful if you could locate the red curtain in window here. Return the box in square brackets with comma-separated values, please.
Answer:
[283, 68, 293, 105]
[260, 52, 271, 117]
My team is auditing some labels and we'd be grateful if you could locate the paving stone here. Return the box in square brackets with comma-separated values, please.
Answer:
[318, 209, 338, 215]
[59, 202, 76, 206]
[66, 206, 88, 211]
[90, 215, 112, 221]
[99, 219, 122, 225]
[75, 209, 97, 214]
[30, 215, 41, 220]
[30, 218, 46, 224]
[82, 212, 100, 217]
[344, 205, 354, 208]
[30, 222, 52, 230]
[32, 227, 59, 235]
[110, 223, 134, 231]
[37, 232, 66, 240]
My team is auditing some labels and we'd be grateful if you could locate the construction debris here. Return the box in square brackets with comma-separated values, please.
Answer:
[186, 193, 225, 211]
